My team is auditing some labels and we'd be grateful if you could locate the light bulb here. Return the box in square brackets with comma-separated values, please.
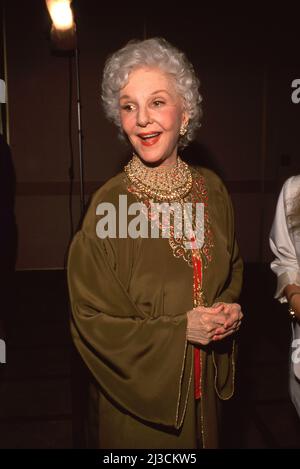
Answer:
[46, 0, 74, 31]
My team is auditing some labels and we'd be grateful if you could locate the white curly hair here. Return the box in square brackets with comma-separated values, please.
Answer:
[101, 37, 203, 148]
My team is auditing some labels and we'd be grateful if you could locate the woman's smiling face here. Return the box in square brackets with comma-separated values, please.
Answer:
[119, 67, 188, 166]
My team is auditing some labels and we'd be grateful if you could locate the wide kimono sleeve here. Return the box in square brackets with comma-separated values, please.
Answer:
[270, 177, 300, 303]
[67, 217, 193, 429]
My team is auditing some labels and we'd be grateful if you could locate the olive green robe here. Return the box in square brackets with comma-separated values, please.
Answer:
[67, 165, 243, 449]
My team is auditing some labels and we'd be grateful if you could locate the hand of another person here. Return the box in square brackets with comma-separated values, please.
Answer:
[284, 286, 300, 322]
[290, 294, 300, 322]
[186, 303, 243, 346]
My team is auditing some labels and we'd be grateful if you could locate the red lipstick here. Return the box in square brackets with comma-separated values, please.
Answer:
[138, 132, 162, 147]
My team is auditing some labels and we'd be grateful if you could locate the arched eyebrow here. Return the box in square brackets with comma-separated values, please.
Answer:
[119, 89, 172, 101]
[150, 89, 171, 96]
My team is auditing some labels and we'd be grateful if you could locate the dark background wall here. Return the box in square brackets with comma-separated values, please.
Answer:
[4, 0, 300, 269]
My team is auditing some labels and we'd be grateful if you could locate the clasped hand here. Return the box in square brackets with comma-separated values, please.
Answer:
[186, 302, 243, 346]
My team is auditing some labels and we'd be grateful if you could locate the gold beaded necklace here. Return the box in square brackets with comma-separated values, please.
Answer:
[124, 154, 193, 201]
[124, 153, 214, 271]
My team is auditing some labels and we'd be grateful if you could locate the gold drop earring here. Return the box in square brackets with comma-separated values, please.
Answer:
[179, 124, 188, 136]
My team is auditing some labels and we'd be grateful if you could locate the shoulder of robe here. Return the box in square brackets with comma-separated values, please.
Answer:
[91, 172, 126, 204]
[189, 165, 230, 201]
[81, 171, 127, 236]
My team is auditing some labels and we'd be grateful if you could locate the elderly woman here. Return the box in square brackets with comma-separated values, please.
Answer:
[270, 175, 300, 418]
[67, 38, 243, 449]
